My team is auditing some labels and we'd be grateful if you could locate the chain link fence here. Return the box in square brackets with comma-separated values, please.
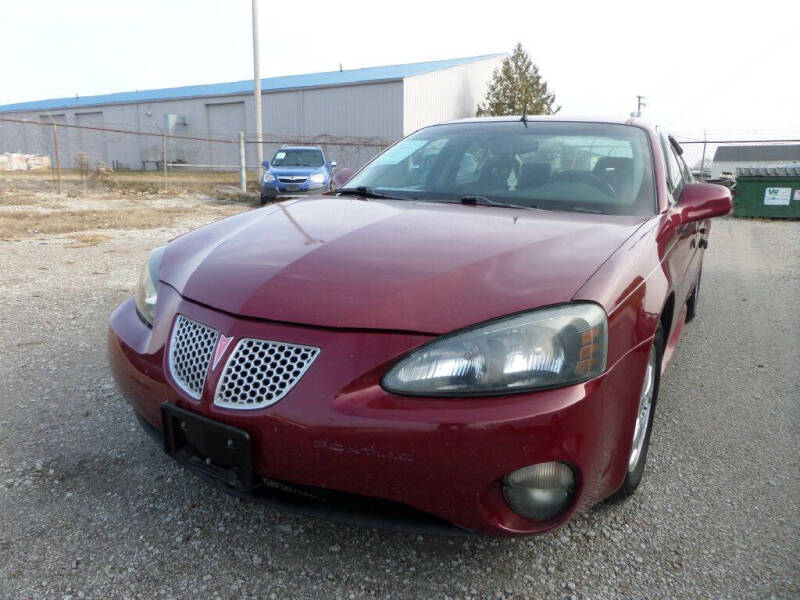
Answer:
[0, 116, 390, 192]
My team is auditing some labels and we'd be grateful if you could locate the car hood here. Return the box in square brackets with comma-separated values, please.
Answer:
[160, 197, 645, 334]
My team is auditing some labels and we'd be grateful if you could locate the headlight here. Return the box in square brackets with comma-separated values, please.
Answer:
[309, 173, 325, 184]
[134, 246, 166, 326]
[382, 303, 607, 396]
[263, 173, 275, 183]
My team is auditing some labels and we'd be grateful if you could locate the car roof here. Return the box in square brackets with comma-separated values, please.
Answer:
[441, 114, 653, 128]
[277, 146, 323, 152]
[442, 115, 634, 125]
[433, 115, 659, 140]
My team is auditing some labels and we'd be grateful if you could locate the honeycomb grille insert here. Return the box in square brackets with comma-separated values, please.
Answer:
[168, 315, 218, 399]
[214, 339, 320, 409]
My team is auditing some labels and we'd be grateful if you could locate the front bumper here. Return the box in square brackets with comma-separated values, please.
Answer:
[135, 411, 469, 535]
[261, 180, 326, 197]
[108, 286, 649, 536]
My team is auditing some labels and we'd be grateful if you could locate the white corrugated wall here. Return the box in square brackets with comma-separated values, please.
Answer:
[402, 56, 504, 135]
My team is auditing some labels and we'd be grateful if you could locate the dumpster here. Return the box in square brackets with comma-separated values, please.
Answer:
[734, 167, 800, 218]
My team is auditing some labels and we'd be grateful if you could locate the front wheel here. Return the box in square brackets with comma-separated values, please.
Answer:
[614, 323, 663, 499]
[685, 269, 702, 322]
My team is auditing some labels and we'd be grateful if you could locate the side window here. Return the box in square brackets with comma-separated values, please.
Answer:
[453, 139, 490, 186]
[455, 152, 479, 184]
[661, 136, 684, 201]
[408, 138, 447, 177]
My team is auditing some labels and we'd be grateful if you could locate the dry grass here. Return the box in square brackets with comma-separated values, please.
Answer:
[0, 170, 255, 241]
[0, 194, 41, 206]
[0, 206, 192, 240]
[64, 233, 114, 247]
[1, 169, 260, 195]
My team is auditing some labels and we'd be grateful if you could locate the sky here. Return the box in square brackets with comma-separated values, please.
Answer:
[2, 0, 799, 165]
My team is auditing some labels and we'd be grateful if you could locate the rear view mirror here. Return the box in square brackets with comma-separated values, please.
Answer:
[329, 160, 338, 169]
[675, 183, 732, 223]
[262, 160, 270, 169]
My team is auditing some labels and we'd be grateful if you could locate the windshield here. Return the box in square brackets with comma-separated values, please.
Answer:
[344, 121, 656, 215]
[272, 149, 324, 168]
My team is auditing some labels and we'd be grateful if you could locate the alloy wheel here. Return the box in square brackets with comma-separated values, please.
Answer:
[629, 345, 656, 471]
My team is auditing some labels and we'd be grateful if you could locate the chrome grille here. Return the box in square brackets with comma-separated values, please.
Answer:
[278, 176, 307, 183]
[168, 315, 218, 399]
[214, 339, 320, 409]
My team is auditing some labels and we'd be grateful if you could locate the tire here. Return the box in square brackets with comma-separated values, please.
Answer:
[613, 323, 663, 499]
[685, 268, 701, 322]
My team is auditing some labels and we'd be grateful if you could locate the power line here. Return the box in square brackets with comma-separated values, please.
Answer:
[0, 116, 393, 148]
[0, 116, 239, 144]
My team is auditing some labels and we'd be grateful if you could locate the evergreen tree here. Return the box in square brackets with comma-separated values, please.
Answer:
[477, 43, 559, 116]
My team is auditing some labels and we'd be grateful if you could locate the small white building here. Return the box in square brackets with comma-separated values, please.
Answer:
[711, 144, 800, 178]
[0, 54, 504, 170]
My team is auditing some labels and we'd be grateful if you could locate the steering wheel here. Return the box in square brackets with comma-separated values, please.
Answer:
[552, 170, 616, 197]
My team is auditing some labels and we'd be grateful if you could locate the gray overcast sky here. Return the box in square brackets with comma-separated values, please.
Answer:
[2, 0, 799, 163]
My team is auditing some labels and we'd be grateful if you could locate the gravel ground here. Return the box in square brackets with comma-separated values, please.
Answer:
[0, 197, 797, 599]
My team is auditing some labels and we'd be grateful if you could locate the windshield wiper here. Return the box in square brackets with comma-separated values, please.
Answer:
[459, 195, 537, 210]
[337, 186, 410, 200]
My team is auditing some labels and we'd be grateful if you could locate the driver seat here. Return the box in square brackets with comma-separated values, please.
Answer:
[478, 155, 518, 189]
[593, 157, 633, 199]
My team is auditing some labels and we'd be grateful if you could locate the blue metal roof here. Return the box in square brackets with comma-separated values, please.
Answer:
[0, 54, 503, 113]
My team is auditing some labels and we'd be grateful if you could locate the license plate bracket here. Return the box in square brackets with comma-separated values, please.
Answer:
[161, 403, 253, 491]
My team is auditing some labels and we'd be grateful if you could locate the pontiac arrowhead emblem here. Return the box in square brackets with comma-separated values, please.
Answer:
[212, 335, 234, 370]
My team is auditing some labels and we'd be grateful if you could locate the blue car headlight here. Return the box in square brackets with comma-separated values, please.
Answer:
[263, 173, 276, 183]
[309, 173, 326, 184]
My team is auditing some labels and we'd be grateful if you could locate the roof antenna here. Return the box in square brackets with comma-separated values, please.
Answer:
[520, 106, 528, 128]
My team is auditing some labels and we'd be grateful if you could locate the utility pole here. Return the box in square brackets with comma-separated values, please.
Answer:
[162, 132, 168, 191]
[239, 132, 247, 192]
[155, 124, 167, 191]
[252, 0, 263, 179]
[635, 95, 646, 118]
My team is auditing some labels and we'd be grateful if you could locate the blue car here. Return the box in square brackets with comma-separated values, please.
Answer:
[260, 146, 337, 203]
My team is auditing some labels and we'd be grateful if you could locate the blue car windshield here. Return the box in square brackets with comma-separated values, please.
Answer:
[344, 121, 657, 216]
[272, 149, 324, 168]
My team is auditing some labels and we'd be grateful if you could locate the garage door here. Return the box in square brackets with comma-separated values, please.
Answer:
[75, 112, 106, 167]
[207, 102, 245, 168]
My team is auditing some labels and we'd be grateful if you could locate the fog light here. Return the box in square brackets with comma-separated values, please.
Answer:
[503, 462, 576, 521]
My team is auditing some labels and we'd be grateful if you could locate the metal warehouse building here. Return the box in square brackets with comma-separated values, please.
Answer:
[710, 144, 800, 178]
[0, 54, 503, 170]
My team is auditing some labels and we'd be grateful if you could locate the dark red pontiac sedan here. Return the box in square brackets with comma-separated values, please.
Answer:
[108, 117, 732, 536]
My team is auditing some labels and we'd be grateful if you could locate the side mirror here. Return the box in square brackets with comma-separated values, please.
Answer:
[262, 160, 270, 169]
[329, 160, 338, 169]
[675, 182, 732, 224]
